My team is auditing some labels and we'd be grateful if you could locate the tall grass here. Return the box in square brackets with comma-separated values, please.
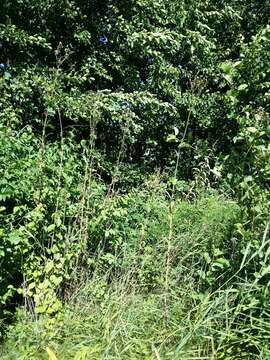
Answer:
[2, 190, 255, 359]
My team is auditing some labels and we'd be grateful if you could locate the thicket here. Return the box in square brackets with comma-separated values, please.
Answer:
[0, 0, 269, 358]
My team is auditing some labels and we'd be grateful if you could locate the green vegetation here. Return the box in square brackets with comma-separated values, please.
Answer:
[0, 0, 269, 358]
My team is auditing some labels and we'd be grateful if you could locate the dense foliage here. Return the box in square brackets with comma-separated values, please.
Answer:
[0, 0, 269, 358]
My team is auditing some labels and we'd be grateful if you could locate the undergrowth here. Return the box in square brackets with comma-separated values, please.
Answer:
[2, 191, 262, 359]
